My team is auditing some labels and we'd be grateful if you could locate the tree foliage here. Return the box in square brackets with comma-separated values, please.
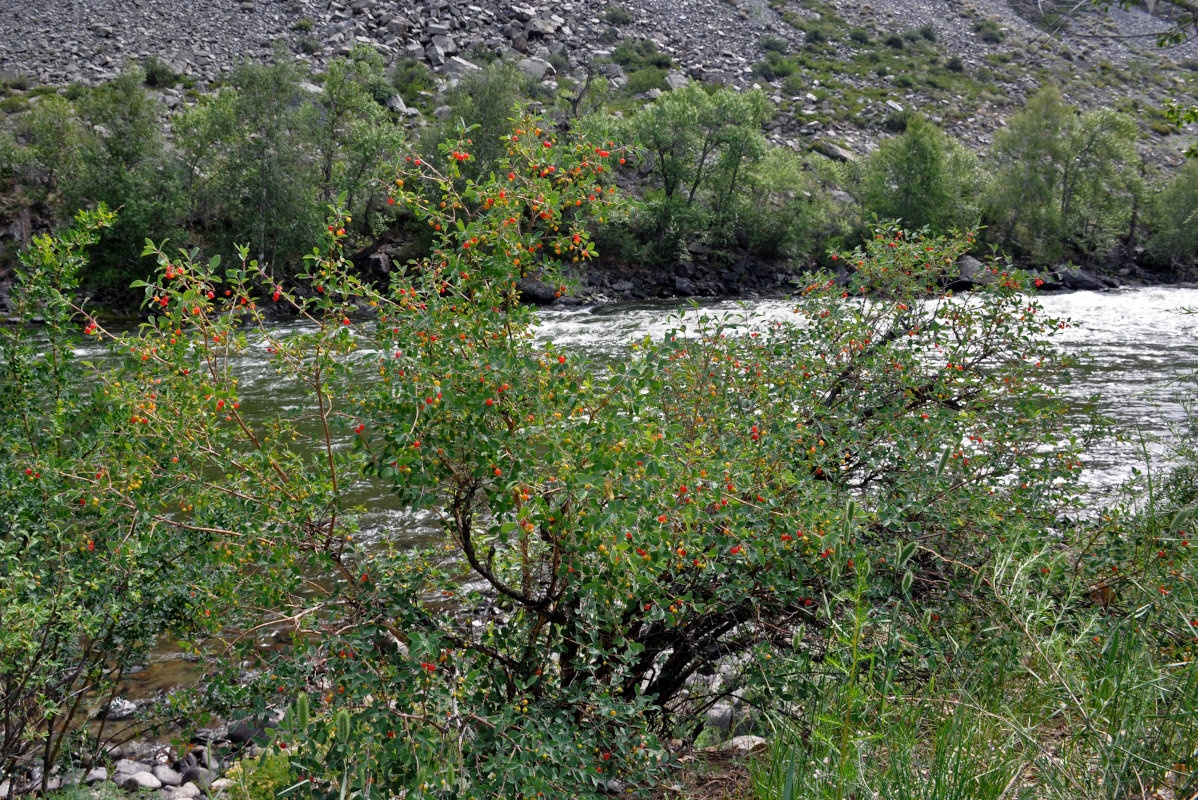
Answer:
[986, 88, 1142, 263]
[860, 114, 982, 233]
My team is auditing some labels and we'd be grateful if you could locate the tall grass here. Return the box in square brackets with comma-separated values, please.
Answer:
[751, 452, 1198, 800]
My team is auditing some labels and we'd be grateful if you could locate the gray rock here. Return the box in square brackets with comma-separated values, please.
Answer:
[84, 768, 109, 785]
[100, 697, 138, 721]
[385, 94, 408, 114]
[526, 16, 558, 37]
[813, 140, 856, 162]
[664, 71, 688, 91]
[433, 104, 453, 120]
[119, 772, 163, 791]
[885, 99, 905, 112]
[1057, 267, 1106, 291]
[519, 278, 559, 304]
[957, 255, 994, 286]
[168, 783, 203, 800]
[113, 759, 145, 775]
[723, 734, 769, 754]
[674, 275, 695, 296]
[367, 251, 391, 275]
[517, 57, 554, 80]
[442, 56, 481, 76]
[152, 765, 183, 787]
[431, 34, 457, 56]
[180, 767, 212, 788]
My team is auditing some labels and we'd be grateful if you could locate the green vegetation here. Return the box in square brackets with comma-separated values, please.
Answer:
[0, 41, 1195, 300]
[985, 87, 1142, 263]
[4, 146, 1196, 796]
[861, 114, 982, 232]
[1148, 159, 1198, 264]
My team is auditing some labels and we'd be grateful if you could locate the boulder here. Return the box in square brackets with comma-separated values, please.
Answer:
[517, 57, 554, 81]
[722, 734, 768, 754]
[1057, 267, 1106, 291]
[119, 772, 163, 791]
[83, 768, 108, 785]
[180, 767, 212, 789]
[526, 16, 558, 37]
[99, 697, 138, 721]
[152, 765, 184, 787]
[169, 783, 203, 800]
[664, 71, 688, 91]
[442, 56, 481, 77]
[813, 140, 855, 162]
[518, 278, 558, 305]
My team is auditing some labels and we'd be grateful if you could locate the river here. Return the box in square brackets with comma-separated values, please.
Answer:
[81, 284, 1198, 723]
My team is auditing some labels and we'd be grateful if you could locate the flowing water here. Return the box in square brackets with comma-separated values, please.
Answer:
[534, 286, 1198, 507]
[80, 285, 1198, 708]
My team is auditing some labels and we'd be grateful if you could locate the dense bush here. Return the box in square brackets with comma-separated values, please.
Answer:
[1, 209, 231, 790]
[621, 84, 772, 262]
[860, 114, 982, 232]
[985, 87, 1142, 264]
[1147, 158, 1198, 265]
[2, 109, 1115, 797]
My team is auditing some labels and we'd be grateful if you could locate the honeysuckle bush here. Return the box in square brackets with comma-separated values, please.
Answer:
[2, 113, 1112, 798]
[0, 208, 239, 792]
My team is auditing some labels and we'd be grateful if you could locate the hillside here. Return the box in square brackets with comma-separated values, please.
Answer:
[2, 0, 1195, 162]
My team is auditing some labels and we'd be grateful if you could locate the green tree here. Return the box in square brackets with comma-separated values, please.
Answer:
[70, 68, 187, 287]
[1147, 158, 1198, 265]
[173, 56, 318, 276]
[985, 88, 1142, 264]
[860, 114, 982, 232]
[625, 84, 772, 261]
[420, 62, 528, 178]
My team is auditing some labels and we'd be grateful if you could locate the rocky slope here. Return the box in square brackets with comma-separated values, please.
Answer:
[3, 0, 1196, 164]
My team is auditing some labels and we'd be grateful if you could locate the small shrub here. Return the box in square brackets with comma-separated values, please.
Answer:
[760, 33, 789, 53]
[291, 17, 313, 32]
[919, 23, 937, 41]
[806, 27, 828, 44]
[0, 95, 30, 114]
[604, 5, 635, 25]
[612, 38, 672, 70]
[895, 74, 915, 88]
[299, 37, 322, 54]
[389, 57, 434, 103]
[884, 33, 905, 49]
[142, 56, 178, 88]
[627, 65, 667, 94]
[464, 42, 500, 65]
[974, 19, 1005, 43]
[849, 27, 872, 44]
[225, 753, 291, 800]
[902, 28, 922, 42]
[754, 51, 797, 79]
[1, 72, 30, 91]
[946, 55, 965, 72]
[883, 107, 916, 132]
[1181, 57, 1198, 71]
[546, 51, 570, 76]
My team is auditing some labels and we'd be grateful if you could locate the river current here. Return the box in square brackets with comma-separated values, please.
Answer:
[74, 284, 1198, 708]
[75, 285, 1198, 543]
